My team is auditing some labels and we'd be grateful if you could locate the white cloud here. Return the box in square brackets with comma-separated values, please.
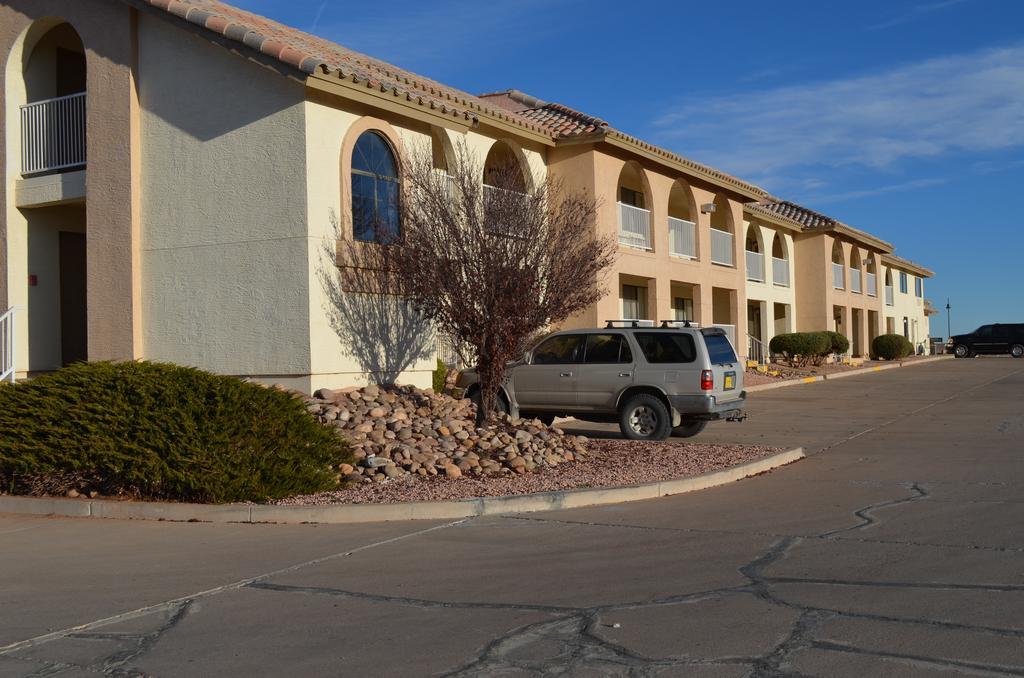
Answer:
[651, 43, 1024, 181]
[805, 177, 949, 204]
[867, 0, 970, 31]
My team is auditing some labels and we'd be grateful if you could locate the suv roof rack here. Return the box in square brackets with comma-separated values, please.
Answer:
[659, 320, 700, 329]
[604, 319, 656, 328]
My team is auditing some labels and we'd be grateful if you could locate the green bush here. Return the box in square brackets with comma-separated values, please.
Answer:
[872, 334, 913, 361]
[432, 357, 449, 393]
[824, 331, 850, 355]
[0, 361, 351, 503]
[769, 332, 831, 367]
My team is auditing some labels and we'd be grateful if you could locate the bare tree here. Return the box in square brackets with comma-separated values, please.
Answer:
[338, 140, 615, 422]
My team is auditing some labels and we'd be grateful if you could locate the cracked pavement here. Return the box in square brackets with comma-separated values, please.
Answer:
[1, 358, 1022, 676]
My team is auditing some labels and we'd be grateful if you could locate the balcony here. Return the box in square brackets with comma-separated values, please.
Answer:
[885, 285, 894, 306]
[850, 269, 862, 294]
[20, 92, 86, 176]
[618, 202, 652, 250]
[745, 250, 765, 282]
[772, 256, 790, 287]
[710, 228, 734, 266]
[832, 262, 845, 290]
[866, 272, 877, 296]
[668, 216, 696, 258]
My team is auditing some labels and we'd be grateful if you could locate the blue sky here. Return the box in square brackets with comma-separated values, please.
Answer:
[236, 0, 1023, 336]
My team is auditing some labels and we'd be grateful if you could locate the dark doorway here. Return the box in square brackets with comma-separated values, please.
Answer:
[56, 47, 86, 96]
[59, 232, 87, 365]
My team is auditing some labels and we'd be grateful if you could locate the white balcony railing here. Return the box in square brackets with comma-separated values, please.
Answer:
[710, 228, 734, 266]
[885, 285, 894, 306]
[668, 216, 696, 258]
[618, 202, 652, 250]
[850, 269, 862, 294]
[832, 262, 845, 289]
[745, 250, 765, 282]
[20, 92, 86, 176]
[1, 308, 15, 384]
[772, 256, 790, 287]
[866, 272, 877, 296]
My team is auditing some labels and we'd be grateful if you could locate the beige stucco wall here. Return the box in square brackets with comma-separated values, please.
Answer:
[2, 0, 142, 373]
[137, 12, 313, 378]
[551, 144, 750, 353]
[742, 218, 797, 348]
[883, 263, 930, 349]
[303, 93, 549, 391]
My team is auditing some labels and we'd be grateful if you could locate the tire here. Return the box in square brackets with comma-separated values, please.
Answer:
[618, 394, 672, 441]
[953, 344, 970, 359]
[673, 419, 707, 438]
[469, 388, 510, 416]
[1011, 344, 1024, 359]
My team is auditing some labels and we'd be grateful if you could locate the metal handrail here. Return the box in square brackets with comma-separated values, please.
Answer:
[745, 250, 765, 282]
[747, 334, 768, 366]
[1, 308, 15, 384]
[668, 216, 696, 258]
[618, 202, 652, 250]
[710, 228, 734, 266]
[20, 91, 86, 176]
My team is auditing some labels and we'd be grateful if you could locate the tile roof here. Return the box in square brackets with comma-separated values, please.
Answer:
[752, 200, 838, 229]
[518, 103, 608, 137]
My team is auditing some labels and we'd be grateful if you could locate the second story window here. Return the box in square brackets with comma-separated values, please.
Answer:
[351, 131, 400, 243]
[619, 187, 645, 209]
[915, 277, 923, 297]
[899, 271, 908, 294]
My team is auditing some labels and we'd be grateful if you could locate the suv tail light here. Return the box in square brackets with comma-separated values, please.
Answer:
[700, 369, 714, 391]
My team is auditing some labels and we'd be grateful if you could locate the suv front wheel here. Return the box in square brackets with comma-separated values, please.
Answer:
[618, 394, 672, 441]
[953, 344, 971, 358]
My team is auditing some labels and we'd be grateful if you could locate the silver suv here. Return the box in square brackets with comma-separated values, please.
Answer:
[456, 321, 746, 441]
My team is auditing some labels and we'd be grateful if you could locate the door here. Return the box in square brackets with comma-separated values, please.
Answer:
[59, 231, 87, 366]
[576, 333, 635, 411]
[512, 334, 583, 410]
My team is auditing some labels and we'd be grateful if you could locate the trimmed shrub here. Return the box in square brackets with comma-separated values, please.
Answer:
[824, 331, 850, 356]
[0, 361, 351, 503]
[432, 357, 449, 394]
[769, 332, 831, 367]
[872, 334, 914, 361]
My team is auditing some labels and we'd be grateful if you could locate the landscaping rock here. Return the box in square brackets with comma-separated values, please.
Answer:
[306, 384, 586, 482]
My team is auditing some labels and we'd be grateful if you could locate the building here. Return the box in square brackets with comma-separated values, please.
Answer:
[0, 0, 936, 389]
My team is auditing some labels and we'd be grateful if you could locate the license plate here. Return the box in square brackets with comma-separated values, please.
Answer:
[724, 372, 736, 390]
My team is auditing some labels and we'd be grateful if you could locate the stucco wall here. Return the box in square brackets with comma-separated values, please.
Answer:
[138, 13, 312, 376]
[2, 0, 142, 373]
[742, 219, 797, 348]
[883, 263, 930, 349]
[303, 95, 549, 391]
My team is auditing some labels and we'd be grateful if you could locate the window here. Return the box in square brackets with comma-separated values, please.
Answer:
[975, 325, 993, 337]
[619, 187, 645, 209]
[622, 284, 647, 320]
[899, 271, 908, 294]
[532, 335, 583, 364]
[703, 333, 738, 365]
[351, 131, 400, 243]
[635, 333, 696, 364]
[673, 297, 694, 322]
[583, 334, 633, 364]
[915, 277, 923, 297]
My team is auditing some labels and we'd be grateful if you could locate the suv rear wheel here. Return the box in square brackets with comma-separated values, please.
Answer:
[673, 420, 707, 438]
[1011, 344, 1024, 359]
[953, 344, 971, 359]
[618, 394, 672, 441]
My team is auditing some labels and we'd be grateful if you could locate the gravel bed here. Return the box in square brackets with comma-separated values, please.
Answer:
[275, 440, 779, 506]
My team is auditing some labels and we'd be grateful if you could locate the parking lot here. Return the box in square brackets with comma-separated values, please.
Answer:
[2, 358, 1022, 677]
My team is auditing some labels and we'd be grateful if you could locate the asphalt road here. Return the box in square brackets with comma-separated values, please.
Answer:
[1, 357, 1022, 677]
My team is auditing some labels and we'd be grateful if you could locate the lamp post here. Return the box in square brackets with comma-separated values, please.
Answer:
[946, 299, 951, 340]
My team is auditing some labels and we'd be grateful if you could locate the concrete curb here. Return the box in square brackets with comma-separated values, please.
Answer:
[746, 355, 951, 393]
[0, 447, 805, 525]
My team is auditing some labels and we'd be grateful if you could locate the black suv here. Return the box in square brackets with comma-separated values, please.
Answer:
[947, 324, 1024, 359]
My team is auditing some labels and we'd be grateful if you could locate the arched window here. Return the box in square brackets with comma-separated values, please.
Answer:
[351, 131, 400, 243]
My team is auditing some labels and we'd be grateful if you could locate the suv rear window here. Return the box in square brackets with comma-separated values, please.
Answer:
[635, 333, 696, 364]
[584, 334, 633, 363]
[703, 333, 738, 364]
[532, 335, 583, 364]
